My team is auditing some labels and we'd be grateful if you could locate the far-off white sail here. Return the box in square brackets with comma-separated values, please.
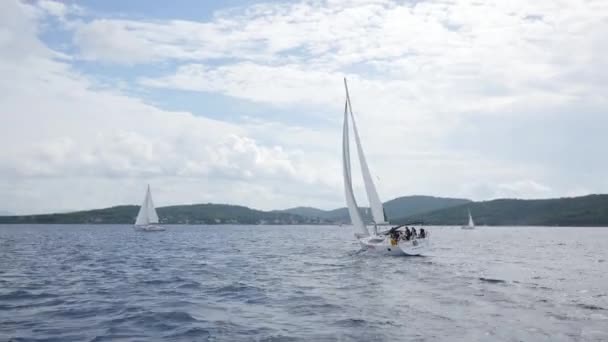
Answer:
[135, 185, 159, 226]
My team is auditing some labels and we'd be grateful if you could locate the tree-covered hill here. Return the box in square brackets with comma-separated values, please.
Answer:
[278, 196, 470, 223]
[0, 204, 309, 225]
[1, 194, 606, 226]
[393, 194, 608, 226]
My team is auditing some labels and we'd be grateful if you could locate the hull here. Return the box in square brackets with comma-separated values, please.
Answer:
[358, 235, 430, 256]
[461, 226, 474, 230]
[134, 224, 166, 232]
[398, 238, 430, 255]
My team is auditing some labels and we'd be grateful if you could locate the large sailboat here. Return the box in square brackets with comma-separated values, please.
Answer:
[134, 185, 165, 232]
[342, 78, 430, 256]
[461, 209, 475, 229]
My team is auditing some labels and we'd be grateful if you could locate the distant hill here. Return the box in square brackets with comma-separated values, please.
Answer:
[0, 196, 470, 225]
[275, 207, 329, 219]
[158, 204, 307, 224]
[1, 194, 606, 226]
[394, 194, 608, 226]
[278, 196, 470, 223]
[383, 196, 471, 221]
[0, 204, 310, 225]
[0, 205, 140, 224]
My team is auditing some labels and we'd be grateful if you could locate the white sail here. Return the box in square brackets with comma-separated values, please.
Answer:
[343, 100, 369, 236]
[344, 79, 387, 225]
[146, 186, 159, 224]
[468, 209, 474, 228]
[135, 185, 159, 226]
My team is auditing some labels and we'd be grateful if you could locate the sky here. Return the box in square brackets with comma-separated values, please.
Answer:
[1, 0, 607, 215]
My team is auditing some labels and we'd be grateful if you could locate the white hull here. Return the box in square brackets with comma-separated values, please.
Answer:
[134, 224, 166, 232]
[358, 235, 430, 256]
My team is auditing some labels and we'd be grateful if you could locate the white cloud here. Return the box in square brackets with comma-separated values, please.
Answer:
[2, 0, 607, 213]
[37, 0, 67, 18]
[140, 63, 342, 106]
[0, 0, 340, 214]
[464, 180, 552, 200]
[129, 0, 608, 134]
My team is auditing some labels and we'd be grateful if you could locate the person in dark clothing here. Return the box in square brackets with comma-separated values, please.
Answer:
[390, 229, 399, 241]
[411, 227, 417, 238]
[404, 227, 412, 241]
[419, 228, 426, 239]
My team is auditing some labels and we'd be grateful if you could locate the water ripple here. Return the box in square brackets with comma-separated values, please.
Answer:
[1, 225, 607, 341]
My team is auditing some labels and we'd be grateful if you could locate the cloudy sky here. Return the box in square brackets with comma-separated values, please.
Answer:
[1, 0, 607, 214]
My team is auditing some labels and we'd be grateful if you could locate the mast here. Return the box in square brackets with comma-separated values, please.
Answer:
[343, 78, 387, 226]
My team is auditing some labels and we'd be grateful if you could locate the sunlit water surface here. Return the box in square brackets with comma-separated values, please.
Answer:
[1, 225, 607, 341]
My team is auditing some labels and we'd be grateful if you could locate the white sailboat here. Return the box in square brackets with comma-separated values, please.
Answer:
[134, 185, 165, 232]
[342, 78, 430, 256]
[461, 209, 475, 229]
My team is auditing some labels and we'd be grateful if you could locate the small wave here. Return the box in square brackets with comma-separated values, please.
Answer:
[54, 305, 117, 319]
[303, 261, 347, 268]
[549, 313, 570, 321]
[140, 279, 170, 285]
[0, 290, 58, 301]
[139, 276, 186, 286]
[288, 303, 341, 316]
[150, 311, 198, 323]
[576, 303, 605, 311]
[165, 327, 211, 339]
[333, 318, 368, 327]
[89, 333, 148, 342]
[209, 283, 266, 301]
[258, 335, 299, 342]
[479, 277, 507, 284]
[109, 310, 198, 329]
[116, 306, 144, 317]
[0, 298, 64, 310]
[176, 281, 202, 290]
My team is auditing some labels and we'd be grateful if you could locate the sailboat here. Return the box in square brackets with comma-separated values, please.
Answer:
[134, 185, 165, 232]
[342, 78, 430, 256]
[461, 209, 475, 230]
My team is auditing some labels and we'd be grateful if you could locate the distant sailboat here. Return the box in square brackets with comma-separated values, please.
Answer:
[134, 185, 165, 232]
[342, 78, 430, 256]
[462, 209, 475, 230]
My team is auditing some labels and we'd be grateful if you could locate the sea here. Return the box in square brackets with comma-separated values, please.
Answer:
[0, 225, 607, 341]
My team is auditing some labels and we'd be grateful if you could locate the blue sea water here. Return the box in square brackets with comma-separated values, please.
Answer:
[0, 225, 607, 341]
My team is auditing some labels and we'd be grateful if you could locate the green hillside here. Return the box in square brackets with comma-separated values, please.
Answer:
[274, 207, 329, 219]
[384, 195, 470, 221]
[394, 194, 608, 226]
[279, 196, 470, 223]
[1, 194, 607, 226]
[0, 204, 309, 225]
[0, 205, 141, 224]
[158, 204, 308, 224]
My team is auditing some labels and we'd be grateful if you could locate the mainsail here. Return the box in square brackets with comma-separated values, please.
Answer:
[343, 100, 368, 236]
[343, 78, 387, 225]
[135, 185, 159, 226]
[468, 209, 475, 228]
